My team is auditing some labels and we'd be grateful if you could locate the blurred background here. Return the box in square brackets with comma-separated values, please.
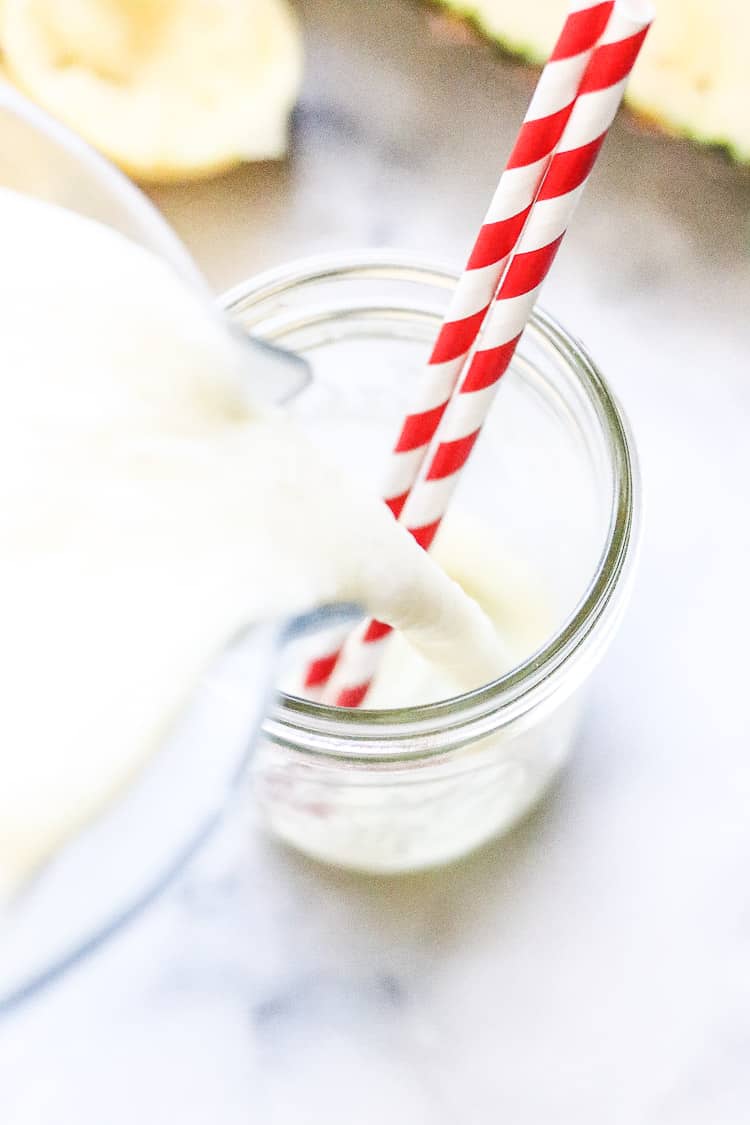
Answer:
[1, 1, 749, 1121]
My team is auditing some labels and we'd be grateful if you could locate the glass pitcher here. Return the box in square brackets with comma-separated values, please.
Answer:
[0, 84, 325, 1013]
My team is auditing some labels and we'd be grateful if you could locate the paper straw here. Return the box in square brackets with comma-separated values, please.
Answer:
[303, 0, 615, 695]
[322, 0, 653, 708]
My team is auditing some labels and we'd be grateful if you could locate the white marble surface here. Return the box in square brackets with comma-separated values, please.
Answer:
[3, 1, 750, 1120]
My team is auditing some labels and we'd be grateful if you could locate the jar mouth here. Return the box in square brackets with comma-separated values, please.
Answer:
[223, 250, 641, 758]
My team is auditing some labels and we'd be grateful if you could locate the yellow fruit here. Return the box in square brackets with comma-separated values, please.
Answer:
[435, 0, 750, 162]
[1, 0, 303, 182]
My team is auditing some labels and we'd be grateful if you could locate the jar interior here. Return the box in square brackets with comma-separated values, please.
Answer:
[227, 263, 620, 712]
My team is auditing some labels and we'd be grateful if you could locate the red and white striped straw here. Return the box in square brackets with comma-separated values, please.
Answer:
[303, 0, 615, 696]
[321, 0, 653, 708]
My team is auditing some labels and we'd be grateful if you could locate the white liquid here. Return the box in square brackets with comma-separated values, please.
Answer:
[261, 513, 562, 873]
[0, 190, 513, 896]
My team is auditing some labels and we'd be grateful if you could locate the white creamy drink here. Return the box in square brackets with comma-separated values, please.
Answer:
[0, 189, 515, 896]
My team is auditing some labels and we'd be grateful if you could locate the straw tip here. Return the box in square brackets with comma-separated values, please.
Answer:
[615, 0, 655, 27]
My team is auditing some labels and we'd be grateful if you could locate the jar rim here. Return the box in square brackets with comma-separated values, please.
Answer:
[223, 250, 641, 759]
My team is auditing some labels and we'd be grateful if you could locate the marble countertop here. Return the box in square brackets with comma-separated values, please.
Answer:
[3, 1, 750, 1121]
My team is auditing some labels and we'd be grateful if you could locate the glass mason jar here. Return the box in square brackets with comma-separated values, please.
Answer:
[223, 251, 640, 873]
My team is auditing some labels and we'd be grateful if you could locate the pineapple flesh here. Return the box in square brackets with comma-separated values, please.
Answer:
[435, 0, 750, 162]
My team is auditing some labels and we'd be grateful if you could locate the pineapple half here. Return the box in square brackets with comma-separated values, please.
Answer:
[0, 0, 302, 182]
[435, 0, 750, 162]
